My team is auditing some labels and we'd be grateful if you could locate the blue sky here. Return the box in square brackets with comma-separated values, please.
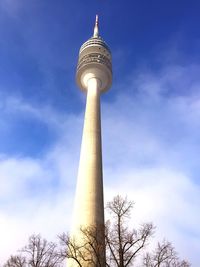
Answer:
[0, 0, 200, 265]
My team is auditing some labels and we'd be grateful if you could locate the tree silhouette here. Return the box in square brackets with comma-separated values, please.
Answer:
[4, 235, 61, 267]
[143, 240, 190, 267]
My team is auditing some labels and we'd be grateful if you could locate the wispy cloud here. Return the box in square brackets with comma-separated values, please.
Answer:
[102, 61, 200, 265]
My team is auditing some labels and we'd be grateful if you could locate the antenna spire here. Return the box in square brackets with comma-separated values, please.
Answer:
[93, 14, 99, 37]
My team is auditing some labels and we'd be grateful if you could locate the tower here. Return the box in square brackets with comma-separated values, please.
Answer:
[69, 16, 112, 266]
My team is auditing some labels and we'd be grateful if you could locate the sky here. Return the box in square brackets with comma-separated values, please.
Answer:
[0, 0, 200, 265]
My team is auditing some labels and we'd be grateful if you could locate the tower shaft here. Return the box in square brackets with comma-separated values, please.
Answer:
[74, 77, 104, 228]
[69, 78, 105, 267]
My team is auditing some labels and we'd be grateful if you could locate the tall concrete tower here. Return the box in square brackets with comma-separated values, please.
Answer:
[69, 16, 112, 266]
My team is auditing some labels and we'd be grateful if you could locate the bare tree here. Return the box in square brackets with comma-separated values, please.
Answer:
[58, 196, 154, 267]
[143, 240, 190, 267]
[21, 235, 61, 267]
[4, 255, 26, 267]
[58, 196, 190, 267]
[106, 195, 154, 267]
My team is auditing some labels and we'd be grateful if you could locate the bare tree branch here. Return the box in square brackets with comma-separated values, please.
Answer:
[21, 235, 61, 267]
[4, 255, 26, 267]
[105, 195, 154, 267]
[143, 240, 191, 267]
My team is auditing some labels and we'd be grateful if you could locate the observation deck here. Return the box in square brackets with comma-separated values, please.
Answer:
[76, 16, 112, 93]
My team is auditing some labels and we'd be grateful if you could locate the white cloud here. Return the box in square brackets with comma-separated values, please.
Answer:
[0, 96, 82, 262]
[0, 146, 77, 262]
